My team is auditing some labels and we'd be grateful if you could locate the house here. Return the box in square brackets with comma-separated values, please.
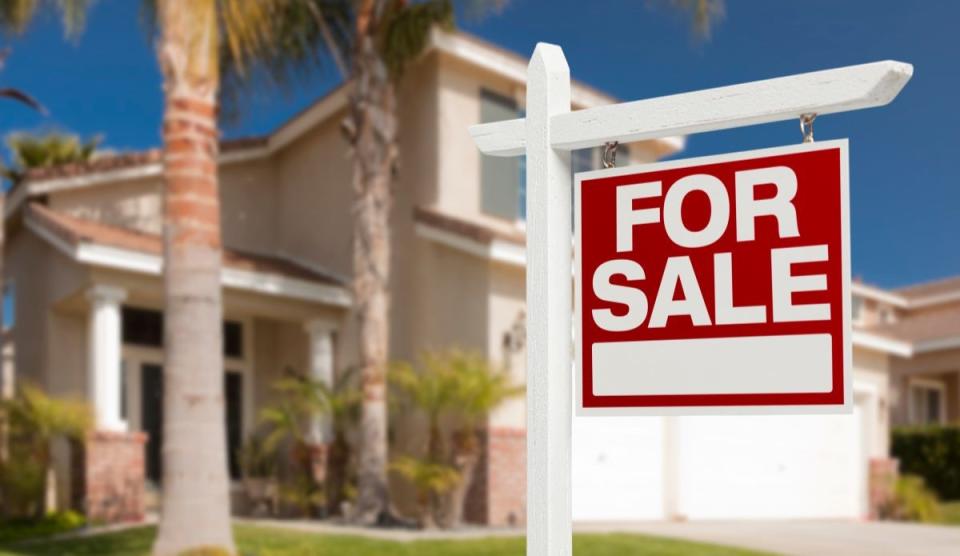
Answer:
[1, 29, 957, 525]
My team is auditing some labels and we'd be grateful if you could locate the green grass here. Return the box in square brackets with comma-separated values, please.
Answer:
[940, 501, 960, 525]
[0, 524, 774, 556]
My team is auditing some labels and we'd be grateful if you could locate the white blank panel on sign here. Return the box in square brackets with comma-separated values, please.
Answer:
[592, 334, 833, 396]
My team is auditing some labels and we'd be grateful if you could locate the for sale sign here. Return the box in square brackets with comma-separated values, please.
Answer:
[575, 141, 851, 415]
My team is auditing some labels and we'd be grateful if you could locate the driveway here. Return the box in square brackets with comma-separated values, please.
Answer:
[576, 520, 960, 556]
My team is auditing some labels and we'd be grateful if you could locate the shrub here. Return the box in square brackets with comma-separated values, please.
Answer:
[0, 510, 86, 544]
[892, 425, 960, 499]
[0, 384, 92, 519]
[878, 475, 942, 523]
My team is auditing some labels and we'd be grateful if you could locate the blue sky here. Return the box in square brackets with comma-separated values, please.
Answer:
[1, 0, 956, 288]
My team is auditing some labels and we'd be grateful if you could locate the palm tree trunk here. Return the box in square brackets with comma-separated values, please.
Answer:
[348, 26, 398, 524]
[152, 1, 234, 554]
[444, 429, 480, 528]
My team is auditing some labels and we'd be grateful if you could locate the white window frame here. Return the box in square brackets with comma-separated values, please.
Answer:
[907, 378, 947, 425]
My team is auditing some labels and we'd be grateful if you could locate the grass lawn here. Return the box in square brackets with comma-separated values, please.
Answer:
[0, 524, 775, 556]
[940, 501, 960, 525]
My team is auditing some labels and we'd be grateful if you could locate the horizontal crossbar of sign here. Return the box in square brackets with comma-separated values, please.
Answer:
[470, 60, 913, 156]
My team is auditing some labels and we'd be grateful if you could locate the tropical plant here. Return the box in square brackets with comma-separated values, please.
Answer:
[389, 455, 459, 529]
[389, 350, 521, 527]
[2, 131, 100, 184]
[443, 350, 522, 527]
[259, 367, 362, 517]
[878, 474, 942, 523]
[0, 384, 92, 519]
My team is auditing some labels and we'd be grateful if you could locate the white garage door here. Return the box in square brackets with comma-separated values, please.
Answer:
[572, 416, 665, 521]
[572, 396, 869, 521]
[675, 402, 864, 519]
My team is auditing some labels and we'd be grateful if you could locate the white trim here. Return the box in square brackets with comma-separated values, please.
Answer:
[851, 330, 913, 357]
[269, 86, 351, 152]
[24, 214, 351, 307]
[851, 282, 908, 308]
[414, 222, 526, 268]
[907, 290, 960, 309]
[914, 335, 960, 354]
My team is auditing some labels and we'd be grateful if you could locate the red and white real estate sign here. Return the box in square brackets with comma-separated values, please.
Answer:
[575, 141, 852, 415]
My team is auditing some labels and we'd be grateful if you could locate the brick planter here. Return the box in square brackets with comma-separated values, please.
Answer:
[465, 427, 526, 526]
[78, 431, 148, 523]
[868, 457, 899, 520]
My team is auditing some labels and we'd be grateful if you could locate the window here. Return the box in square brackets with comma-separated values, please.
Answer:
[909, 380, 946, 425]
[480, 89, 523, 221]
[121, 306, 244, 357]
[851, 295, 863, 324]
[122, 307, 163, 347]
[2, 281, 14, 330]
[224, 321, 244, 359]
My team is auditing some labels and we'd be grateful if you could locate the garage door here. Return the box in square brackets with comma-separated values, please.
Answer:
[572, 416, 665, 521]
[675, 402, 864, 519]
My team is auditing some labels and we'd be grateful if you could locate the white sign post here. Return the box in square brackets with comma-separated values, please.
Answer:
[469, 43, 911, 556]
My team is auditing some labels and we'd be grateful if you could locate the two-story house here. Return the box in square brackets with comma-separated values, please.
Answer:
[2, 29, 958, 525]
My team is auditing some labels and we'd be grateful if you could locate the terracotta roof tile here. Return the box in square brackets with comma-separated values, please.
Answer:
[862, 304, 960, 343]
[18, 136, 268, 185]
[26, 203, 343, 287]
[413, 206, 525, 246]
[896, 276, 960, 300]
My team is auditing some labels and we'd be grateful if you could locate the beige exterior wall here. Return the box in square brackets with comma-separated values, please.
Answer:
[49, 176, 163, 235]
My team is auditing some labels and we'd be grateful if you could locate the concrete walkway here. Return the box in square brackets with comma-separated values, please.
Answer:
[579, 520, 960, 556]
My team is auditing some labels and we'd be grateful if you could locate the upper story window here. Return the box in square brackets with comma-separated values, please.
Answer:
[908, 379, 946, 425]
[851, 295, 863, 324]
[480, 89, 524, 221]
[2, 282, 15, 331]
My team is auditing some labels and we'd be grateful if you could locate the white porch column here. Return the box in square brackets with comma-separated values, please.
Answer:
[86, 285, 127, 431]
[304, 319, 336, 444]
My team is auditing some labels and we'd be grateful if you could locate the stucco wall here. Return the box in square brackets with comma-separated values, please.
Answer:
[50, 176, 163, 235]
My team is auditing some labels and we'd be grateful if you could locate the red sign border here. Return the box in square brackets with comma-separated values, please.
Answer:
[574, 141, 852, 416]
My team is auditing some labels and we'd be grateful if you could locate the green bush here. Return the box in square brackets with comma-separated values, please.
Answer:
[877, 475, 942, 522]
[0, 510, 86, 544]
[892, 425, 960, 499]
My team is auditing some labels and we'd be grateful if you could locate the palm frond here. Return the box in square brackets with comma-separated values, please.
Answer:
[378, 0, 454, 78]
[0, 0, 94, 39]
[649, 0, 725, 39]
[0, 87, 47, 114]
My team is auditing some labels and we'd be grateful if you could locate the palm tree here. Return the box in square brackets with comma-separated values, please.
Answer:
[245, 0, 722, 523]
[2, 131, 100, 184]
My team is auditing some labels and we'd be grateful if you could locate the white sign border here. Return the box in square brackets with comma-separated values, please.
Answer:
[574, 139, 852, 417]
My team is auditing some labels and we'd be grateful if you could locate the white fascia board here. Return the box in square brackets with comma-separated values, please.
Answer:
[914, 336, 960, 354]
[25, 216, 350, 307]
[851, 330, 913, 357]
[220, 267, 351, 307]
[907, 290, 960, 309]
[851, 282, 908, 308]
[415, 222, 525, 268]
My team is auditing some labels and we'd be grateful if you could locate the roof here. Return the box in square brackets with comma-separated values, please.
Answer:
[10, 29, 680, 192]
[413, 206, 524, 247]
[896, 276, 960, 300]
[25, 202, 345, 288]
[863, 305, 960, 345]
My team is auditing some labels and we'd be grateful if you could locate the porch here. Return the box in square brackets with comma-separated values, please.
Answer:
[15, 203, 353, 520]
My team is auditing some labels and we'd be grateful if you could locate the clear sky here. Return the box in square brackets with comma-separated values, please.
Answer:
[1, 0, 956, 288]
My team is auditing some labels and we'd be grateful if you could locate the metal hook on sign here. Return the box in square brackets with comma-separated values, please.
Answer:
[602, 141, 619, 168]
[800, 113, 817, 143]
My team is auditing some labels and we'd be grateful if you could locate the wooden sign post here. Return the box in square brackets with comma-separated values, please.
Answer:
[469, 43, 912, 556]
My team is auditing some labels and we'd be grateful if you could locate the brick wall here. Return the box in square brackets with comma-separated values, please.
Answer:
[77, 431, 148, 523]
[465, 427, 525, 526]
[868, 457, 899, 520]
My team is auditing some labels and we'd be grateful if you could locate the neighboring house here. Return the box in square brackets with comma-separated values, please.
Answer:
[1, 29, 957, 525]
